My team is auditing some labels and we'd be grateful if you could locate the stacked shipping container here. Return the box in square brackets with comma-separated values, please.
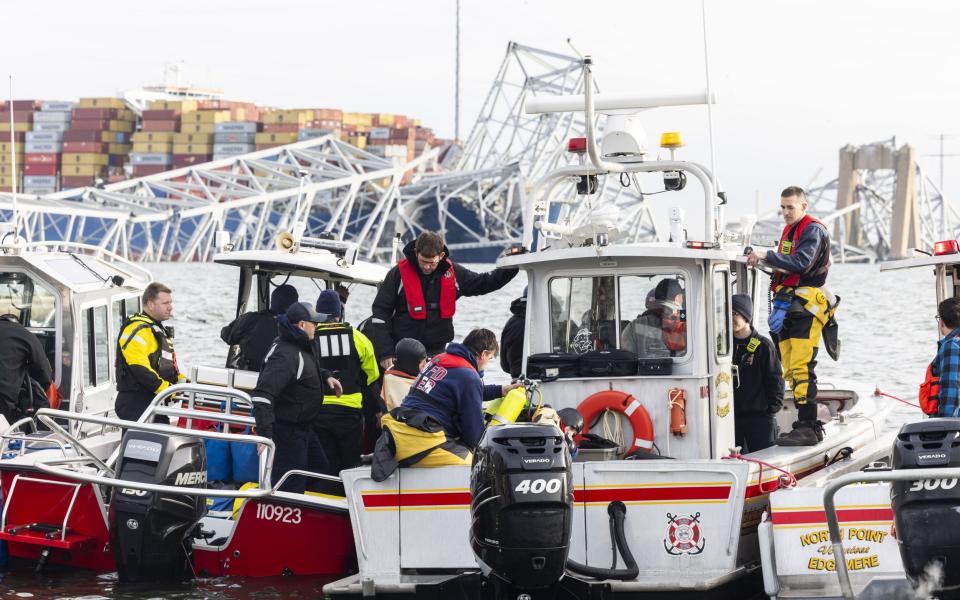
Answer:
[1, 95, 444, 192]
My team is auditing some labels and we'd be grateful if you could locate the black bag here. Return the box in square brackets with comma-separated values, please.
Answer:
[526, 353, 581, 381]
[638, 358, 673, 376]
[579, 349, 638, 377]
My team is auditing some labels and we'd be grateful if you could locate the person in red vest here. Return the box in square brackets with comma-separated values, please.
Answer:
[369, 231, 519, 368]
[747, 186, 837, 446]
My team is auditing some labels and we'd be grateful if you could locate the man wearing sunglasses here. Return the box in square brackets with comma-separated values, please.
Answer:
[370, 231, 519, 369]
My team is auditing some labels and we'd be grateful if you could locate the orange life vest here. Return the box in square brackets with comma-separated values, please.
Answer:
[397, 258, 457, 320]
[919, 362, 940, 416]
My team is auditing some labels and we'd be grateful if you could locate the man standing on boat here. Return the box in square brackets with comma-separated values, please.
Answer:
[115, 282, 186, 422]
[251, 301, 343, 493]
[369, 231, 519, 367]
[747, 187, 837, 446]
[219, 284, 298, 371]
[731, 294, 784, 452]
[934, 298, 960, 417]
[0, 315, 52, 425]
[311, 290, 380, 475]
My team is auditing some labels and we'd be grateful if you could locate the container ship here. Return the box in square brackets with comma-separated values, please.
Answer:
[0, 89, 451, 195]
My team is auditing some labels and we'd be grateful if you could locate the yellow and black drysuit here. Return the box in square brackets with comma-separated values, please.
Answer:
[765, 214, 837, 431]
[312, 322, 380, 475]
[115, 313, 185, 422]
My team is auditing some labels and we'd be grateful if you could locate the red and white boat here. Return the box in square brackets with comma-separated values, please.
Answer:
[0, 233, 385, 579]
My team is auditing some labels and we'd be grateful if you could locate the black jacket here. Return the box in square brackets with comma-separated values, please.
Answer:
[251, 319, 332, 439]
[733, 327, 784, 415]
[220, 310, 278, 371]
[369, 241, 519, 358]
[0, 318, 52, 423]
[500, 296, 526, 378]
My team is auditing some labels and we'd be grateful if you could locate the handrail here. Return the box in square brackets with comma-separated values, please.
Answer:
[33, 408, 276, 494]
[822, 467, 960, 599]
[273, 468, 344, 491]
[140, 381, 254, 428]
[12, 241, 153, 283]
[36, 406, 276, 491]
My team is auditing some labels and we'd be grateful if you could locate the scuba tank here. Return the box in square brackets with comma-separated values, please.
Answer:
[485, 387, 529, 426]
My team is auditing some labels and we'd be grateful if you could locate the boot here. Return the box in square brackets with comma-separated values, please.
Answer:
[776, 421, 821, 447]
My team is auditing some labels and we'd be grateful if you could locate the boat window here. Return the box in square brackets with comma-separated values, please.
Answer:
[619, 275, 687, 358]
[548, 274, 687, 357]
[0, 272, 57, 328]
[713, 269, 731, 357]
[43, 257, 118, 286]
[82, 306, 110, 388]
[112, 297, 140, 334]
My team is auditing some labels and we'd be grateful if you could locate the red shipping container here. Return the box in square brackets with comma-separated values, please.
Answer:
[0, 131, 26, 142]
[0, 110, 34, 122]
[142, 109, 178, 120]
[73, 108, 117, 119]
[24, 153, 59, 165]
[172, 154, 211, 168]
[11, 100, 39, 110]
[256, 143, 283, 150]
[62, 130, 102, 142]
[70, 119, 110, 131]
[132, 164, 169, 177]
[23, 163, 57, 176]
[63, 141, 108, 153]
[263, 123, 299, 133]
[60, 175, 96, 188]
[143, 120, 178, 132]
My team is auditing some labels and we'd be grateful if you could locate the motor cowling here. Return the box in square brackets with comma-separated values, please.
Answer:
[891, 419, 960, 597]
[470, 423, 572, 593]
[109, 431, 207, 582]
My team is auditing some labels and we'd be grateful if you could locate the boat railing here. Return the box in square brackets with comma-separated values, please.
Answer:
[6, 240, 153, 283]
[273, 468, 342, 491]
[0, 414, 73, 459]
[822, 466, 960, 599]
[32, 408, 276, 499]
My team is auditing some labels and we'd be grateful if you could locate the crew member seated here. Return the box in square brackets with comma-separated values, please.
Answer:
[620, 278, 686, 357]
[370, 329, 520, 481]
[380, 338, 428, 411]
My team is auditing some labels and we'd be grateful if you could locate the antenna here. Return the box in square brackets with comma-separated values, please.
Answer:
[8, 75, 18, 241]
[700, 0, 720, 232]
[455, 0, 461, 141]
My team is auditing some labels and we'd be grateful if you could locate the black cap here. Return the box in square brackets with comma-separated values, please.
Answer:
[395, 337, 428, 376]
[270, 284, 299, 314]
[732, 294, 753, 323]
[286, 301, 327, 324]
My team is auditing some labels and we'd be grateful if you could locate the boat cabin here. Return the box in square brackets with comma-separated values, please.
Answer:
[0, 240, 151, 420]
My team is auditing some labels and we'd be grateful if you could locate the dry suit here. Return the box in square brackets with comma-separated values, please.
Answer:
[115, 313, 184, 422]
[765, 214, 836, 428]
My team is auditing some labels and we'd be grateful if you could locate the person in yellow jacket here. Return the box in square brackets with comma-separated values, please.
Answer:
[115, 282, 186, 422]
[312, 290, 380, 474]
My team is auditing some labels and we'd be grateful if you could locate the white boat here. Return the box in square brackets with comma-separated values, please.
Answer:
[324, 58, 896, 598]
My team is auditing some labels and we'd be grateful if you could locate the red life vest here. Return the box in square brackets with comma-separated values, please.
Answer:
[397, 258, 457, 321]
[772, 214, 830, 289]
[919, 362, 940, 416]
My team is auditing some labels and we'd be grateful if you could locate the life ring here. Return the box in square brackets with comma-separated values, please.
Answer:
[576, 390, 654, 454]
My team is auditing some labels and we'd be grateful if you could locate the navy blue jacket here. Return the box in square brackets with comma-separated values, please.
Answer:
[401, 343, 501, 447]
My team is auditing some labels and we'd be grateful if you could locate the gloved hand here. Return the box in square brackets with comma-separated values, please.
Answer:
[768, 296, 792, 334]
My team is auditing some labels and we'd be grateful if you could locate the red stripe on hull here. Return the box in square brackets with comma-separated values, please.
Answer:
[771, 507, 893, 526]
[574, 486, 731, 503]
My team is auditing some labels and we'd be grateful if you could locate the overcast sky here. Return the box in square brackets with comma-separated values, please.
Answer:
[4, 0, 960, 220]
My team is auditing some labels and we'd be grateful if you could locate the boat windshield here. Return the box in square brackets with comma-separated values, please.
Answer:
[549, 273, 687, 358]
[0, 271, 57, 328]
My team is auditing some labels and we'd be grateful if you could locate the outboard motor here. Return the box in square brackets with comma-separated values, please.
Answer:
[109, 431, 207, 582]
[891, 419, 960, 598]
[470, 423, 572, 598]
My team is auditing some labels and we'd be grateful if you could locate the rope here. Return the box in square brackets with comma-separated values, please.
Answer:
[873, 387, 921, 410]
[601, 409, 625, 453]
[723, 453, 798, 494]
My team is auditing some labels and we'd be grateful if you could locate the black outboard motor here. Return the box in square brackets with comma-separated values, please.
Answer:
[109, 431, 207, 582]
[891, 419, 960, 598]
[470, 423, 572, 598]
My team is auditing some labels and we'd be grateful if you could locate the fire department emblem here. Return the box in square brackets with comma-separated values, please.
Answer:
[664, 512, 705, 555]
